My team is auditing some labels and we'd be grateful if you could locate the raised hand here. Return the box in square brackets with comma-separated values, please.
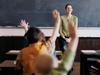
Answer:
[47, 10, 61, 51]
[52, 9, 60, 22]
[20, 20, 29, 32]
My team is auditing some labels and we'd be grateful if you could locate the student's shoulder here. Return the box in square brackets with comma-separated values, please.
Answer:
[39, 44, 48, 54]
[21, 46, 30, 53]
[41, 44, 47, 49]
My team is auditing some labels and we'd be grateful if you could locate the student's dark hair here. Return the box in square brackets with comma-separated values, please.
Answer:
[24, 27, 46, 44]
[65, 3, 72, 9]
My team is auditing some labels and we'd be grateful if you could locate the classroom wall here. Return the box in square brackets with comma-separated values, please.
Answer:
[0, 0, 100, 27]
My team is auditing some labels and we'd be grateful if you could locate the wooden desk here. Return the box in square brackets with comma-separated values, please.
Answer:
[80, 50, 100, 75]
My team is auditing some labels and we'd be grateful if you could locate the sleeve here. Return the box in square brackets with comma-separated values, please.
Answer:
[58, 49, 76, 71]
[46, 39, 56, 54]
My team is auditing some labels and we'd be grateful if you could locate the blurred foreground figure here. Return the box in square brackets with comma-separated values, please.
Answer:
[34, 19, 79, 75]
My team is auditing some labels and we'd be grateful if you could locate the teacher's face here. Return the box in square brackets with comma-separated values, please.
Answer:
[65, 5, 73, 14]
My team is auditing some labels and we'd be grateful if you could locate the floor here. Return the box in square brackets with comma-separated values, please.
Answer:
[71, 62, 80, 75]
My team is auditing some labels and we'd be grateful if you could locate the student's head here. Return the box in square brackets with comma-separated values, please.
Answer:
[65, 3, 73, 14]
[25, 27, 46, 45]
[35, 54, 53, 75]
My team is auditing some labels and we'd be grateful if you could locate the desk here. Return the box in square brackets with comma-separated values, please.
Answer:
[0, 50, 21, 74]
[80, 50, 100, 75]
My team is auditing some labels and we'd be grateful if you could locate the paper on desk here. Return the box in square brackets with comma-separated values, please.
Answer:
[81, 50, 96, 54]
[6, 50, 20, 54]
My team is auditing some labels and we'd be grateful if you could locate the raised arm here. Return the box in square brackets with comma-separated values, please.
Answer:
[46, 10, 61, 48]
[67, 20, 78, 52]
[58, 20, 79, 72]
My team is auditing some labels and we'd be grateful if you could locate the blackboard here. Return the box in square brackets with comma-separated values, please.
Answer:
[73, 0, 100, 27]
[0, 0, 100, 27]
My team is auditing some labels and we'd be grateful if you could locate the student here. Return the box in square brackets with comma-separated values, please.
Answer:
[34, 20, 79, 75]
[16, 10, 61, 75]
[59, 3, 78, 52]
